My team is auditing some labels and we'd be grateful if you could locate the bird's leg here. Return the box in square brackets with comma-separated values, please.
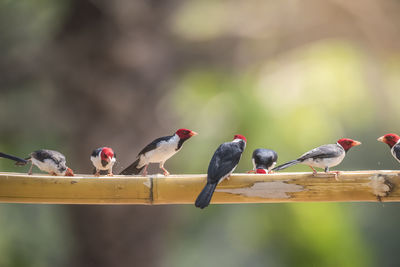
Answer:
[323, 167, 340, 181]
[160, 163, 170, 176]
[309, 166, 318, 175]
[94, 169, 101, 177]
[268, 170, 275, 174]
[142, 165, 149, 176]
[28, 162, 33, 175]
[330, 171, 341, 181]
[107, 167, 114, 177]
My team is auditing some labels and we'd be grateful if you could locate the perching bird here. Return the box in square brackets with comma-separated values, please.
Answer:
[272, 138, 361, 178]
[195, 134, 247, 209]
[5, 149, 74, 176]
[90, 147, 116, 176]
[250, 148, 278, 174]
[120, 128, 198, 176]
[0, 152, 29, 165]
[377, 133, 400, 163]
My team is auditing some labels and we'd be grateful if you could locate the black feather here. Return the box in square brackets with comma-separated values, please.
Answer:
[195, 183, 217, 209]
[91, 148, 102, 157]
[272, 160, 301, 171]
[137, 135, 173, 156]
[252, 149, 278, 170]
[392, 144, 400, 161]
[0, 152, 29, 165]
[119, 158, 144, 175]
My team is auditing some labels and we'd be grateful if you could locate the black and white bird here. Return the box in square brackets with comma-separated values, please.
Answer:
[120, 128, 198, 176]
[273, 138, 361, 178]
[5, 149, 74, 176]
[377, 133, 400, 163]
[90, 147, 116, 176]
[250, 148, 278, 174]
[195, 134, 247, 209]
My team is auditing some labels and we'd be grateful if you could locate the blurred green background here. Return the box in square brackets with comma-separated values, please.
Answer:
[1, 0, 400, 266]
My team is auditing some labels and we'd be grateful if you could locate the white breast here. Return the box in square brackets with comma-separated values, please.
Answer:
[32, 158, 65, 175]
[91, 156, 116, 170]
[138, 135, 180, 167]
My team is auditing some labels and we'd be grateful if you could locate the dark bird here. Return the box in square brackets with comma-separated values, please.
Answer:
[377, 133, 400, 163]
[120, 128, 198, 176]
[273, 138, 361, 179]
[91, 147, 116, 176]
[195, 134, 247, 209]
[250, 148, 278, 174]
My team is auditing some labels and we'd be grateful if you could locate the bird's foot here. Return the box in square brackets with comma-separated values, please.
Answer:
[268, 170, 275, 174]
[247, 170, 256, 174]
[94, 171, 100, 177]
[51, 172, 57, 176]
[329, 171, 341, 181]
[163, 170, 170, 176]
[107, 172, 114, 177]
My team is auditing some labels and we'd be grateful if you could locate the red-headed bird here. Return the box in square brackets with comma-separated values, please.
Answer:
[91, 147, 116, 176]
[250, 148, 278, 174]
[273, 138, 361, 178]
[120, 129, 198, 176]
[377, 133, 400, 163]
[195, 134, 246, 209]
[3, 149, 74, 176]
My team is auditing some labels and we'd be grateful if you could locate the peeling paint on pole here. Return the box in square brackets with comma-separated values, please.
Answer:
[215, 181, 305, 199]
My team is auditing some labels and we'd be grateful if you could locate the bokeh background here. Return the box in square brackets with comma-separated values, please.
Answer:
[1, 0, 400, 266]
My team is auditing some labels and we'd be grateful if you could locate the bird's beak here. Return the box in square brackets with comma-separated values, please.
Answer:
[352, 141, 362, 146]
[190, 131, 198, 137]
[377, 136, 385, 143]
[65, 168, 74, 176]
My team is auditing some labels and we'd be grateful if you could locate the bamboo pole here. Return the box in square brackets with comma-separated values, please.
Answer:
[0, 171, 398, 205]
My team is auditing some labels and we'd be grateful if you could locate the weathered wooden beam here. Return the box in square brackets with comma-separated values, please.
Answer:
[0, 171, 398, 205]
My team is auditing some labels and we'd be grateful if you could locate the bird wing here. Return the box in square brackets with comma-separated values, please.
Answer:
[91, 147, 102, 157]
[298, 144, 343, 161]
[207, 142, 244, 183]
[137, 135, 173, 156]
[32, 150, 66, 165]
[392, 144, 400, 162]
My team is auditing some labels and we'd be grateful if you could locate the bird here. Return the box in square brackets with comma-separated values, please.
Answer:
[249, 148, 278, 174]
[119, 128, 198, 176]
[195, 134, 247, 209]
[90, 147, 116, 176]
[377, 133, 400, 163]
[3, 149, 74, 176]
[272, 138, 361, 179]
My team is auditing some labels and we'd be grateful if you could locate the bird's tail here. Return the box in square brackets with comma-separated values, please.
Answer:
[119, 158, 144, 175]
[272, 159, 300, 171]
[0, 152, 29, 166]
[195, 183, 217, 209]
